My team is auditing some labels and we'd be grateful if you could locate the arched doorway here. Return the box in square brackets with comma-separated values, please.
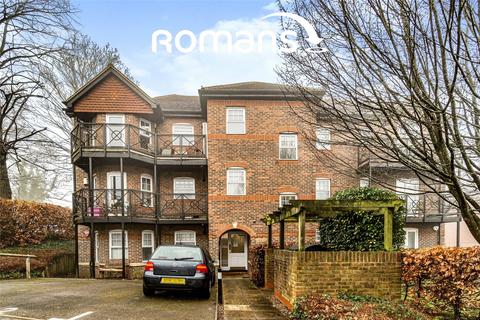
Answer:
[219, 230, 249, 271]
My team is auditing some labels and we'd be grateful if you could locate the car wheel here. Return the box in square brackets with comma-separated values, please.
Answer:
[200, 281, 211, 299]
[143, 286, 155, 297]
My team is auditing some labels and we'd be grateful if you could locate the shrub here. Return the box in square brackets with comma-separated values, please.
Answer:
[249, 243, 268, 287]
[402, 246, 480, 320]
[317, 187, 405, 251]
[0, 199, 73, 248]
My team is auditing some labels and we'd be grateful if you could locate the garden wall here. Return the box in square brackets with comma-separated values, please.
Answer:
[266, 249, 402, 308]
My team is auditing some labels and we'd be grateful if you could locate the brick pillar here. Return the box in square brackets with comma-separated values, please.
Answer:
[264, 248, 275, 289]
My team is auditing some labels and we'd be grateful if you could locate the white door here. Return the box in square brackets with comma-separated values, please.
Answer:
[396, 179, 420, 215]
[107, 172, 128, 210]
[106, 114, 125, 147]
[227, 232, 247, 269]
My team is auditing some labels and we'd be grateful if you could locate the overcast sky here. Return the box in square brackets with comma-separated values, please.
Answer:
[74, 0, 283, 96]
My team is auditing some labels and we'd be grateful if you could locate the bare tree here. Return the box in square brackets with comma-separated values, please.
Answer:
[0, 0, 75, 198]
[277, 0, 480, 242]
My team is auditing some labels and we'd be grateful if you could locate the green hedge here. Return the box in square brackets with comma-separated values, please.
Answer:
[317, 187, 405, 251]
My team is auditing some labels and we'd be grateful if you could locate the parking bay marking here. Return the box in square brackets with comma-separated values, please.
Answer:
[0, 308, 93, 320]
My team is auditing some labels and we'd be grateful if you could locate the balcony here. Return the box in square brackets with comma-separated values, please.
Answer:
[399, 193, 460, 223]
[73, 188, 208, 224]
[358, 148, 406, 170]
[71, 123, 207, 165]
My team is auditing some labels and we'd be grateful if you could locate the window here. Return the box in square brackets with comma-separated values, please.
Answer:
[227, 168, 246, 195]
[140, 174, 153, 207]
[316, 128, 331, 150]
[279, 193, 297, 207]
[139, 118, 152, 147]
[316, 178, 331, 200]
[279, 134, 298, 160]
[109, 230, 128, 260]
[396, 178, 420, 215]
[172, 124, 194, 146]
[315, 229, 321, 243]
[173, 177, 195, 199]
[95, 231, 99, 263]
[359, 177, 370, 188]
[404, 228, 419, 249]
[226, 107, 245, 134]
[174, 230, 196, 245]
[142, 230, 154, 261]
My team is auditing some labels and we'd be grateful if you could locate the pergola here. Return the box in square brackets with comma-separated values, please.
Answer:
[263, 199, 404, 251]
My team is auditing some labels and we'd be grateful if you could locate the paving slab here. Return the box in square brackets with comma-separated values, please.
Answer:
[222, 276, 285, 320]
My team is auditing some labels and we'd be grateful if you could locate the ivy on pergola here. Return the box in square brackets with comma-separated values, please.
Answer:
[263, 199, 404, 251]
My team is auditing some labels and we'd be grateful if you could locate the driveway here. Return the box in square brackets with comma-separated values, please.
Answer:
[0, 278, 216, 320]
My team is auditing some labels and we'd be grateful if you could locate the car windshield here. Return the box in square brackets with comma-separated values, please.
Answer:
[151, 246, 203, 261]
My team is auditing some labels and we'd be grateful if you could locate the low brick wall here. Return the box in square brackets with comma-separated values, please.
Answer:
[266, 250, 402, 308]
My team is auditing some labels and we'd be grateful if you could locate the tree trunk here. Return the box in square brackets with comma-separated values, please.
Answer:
[0, 150, 12, 199]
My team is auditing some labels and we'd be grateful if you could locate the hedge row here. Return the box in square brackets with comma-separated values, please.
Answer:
[402, 246, 480, 319]
[0, 199, 73, 248]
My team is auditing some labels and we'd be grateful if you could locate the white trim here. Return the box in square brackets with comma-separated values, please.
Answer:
[279, 133, 298, 160]
[359, 177, 370, 188]
[106, 114, 126, 147]
[94, 231, 99, 263]
[279, 192, 297, 207]
[174, 230, 196, 245]
[227, 167, 246, 195]
[316, 128, 331, 150]
[315, 178, 331, 200]
[140, 174, 153, 207]
[404, 228, 419, 249]
[226, 107, 246, 134]
[173, 177, 196, 199]
[109, 229, 128, 260]
[139, 118, 152, 144]
[141, 230, 155, 262]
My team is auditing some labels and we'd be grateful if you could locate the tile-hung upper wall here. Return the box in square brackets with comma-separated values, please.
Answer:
[206, 99, 359, 258]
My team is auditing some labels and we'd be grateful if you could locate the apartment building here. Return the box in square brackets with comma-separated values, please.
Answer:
[65, 65, 460, 278]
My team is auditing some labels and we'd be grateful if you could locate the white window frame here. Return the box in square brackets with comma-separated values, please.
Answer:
[172, 123, 194, 146]
[174, 230, 196, 245]
[140, 174, 153, 207]
[279, 133, 298, 160]
[173, 177, 196, 199]
[142, 230, 155, 262]
[403, 228, 419, 249]
[227, 168, 246, 195]
[109, 230, 128, 260]
[226, 107, 245, 134]
[315, 229, 321, 243]
[139, 118, 152, 143]
[359, 177, 370, 188]
[315, 178, 331, 200]
[279, 192, 297, 208]
[94, 231, 99, 263]
[396, 178, 420, 215]
[316, 128, 331, 150]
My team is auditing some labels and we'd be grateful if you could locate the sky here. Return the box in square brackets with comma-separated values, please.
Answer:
[73, 0, 283, 96]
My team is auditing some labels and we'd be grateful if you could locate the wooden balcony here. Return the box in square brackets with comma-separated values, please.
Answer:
[71, 123, 207, 165]
[400, 193, 461, 223]
[73, 188, 208, 224]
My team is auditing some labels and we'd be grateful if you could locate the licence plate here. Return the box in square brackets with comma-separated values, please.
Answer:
[161, 277, 186, 285]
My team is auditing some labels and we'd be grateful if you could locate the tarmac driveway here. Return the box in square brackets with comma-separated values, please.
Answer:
[0, 278, 216, 320]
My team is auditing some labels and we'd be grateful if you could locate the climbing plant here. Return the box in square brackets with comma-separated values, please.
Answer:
[317, 187, 406, 251]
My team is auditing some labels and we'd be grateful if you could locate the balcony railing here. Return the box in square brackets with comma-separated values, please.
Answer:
[399, 193, 460, 222]
[71, 123, 207, 159]
[73, 188, 208, 222]
[358, 148, 405, 169]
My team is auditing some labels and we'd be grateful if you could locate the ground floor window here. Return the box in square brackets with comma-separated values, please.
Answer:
[142, 230, 154, 261]
[174, 230, 196, 245]
[279, 193, 297, 207]
[95, 231, 99, 263]
[109, 230, 128, 259]
[404, 228, 419, 249]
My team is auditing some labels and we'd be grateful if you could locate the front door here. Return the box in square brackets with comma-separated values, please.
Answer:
[107, 172, 128, 212]
[220, 231, 248, 270]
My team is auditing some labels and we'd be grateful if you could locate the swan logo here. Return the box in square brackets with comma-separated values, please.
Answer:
[151, 12, 327, 54]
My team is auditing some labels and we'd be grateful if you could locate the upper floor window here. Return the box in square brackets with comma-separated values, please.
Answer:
[226, 107, 245, 134]
[139, 118, 152, 147]
[279, 193, 297, 207]
[172, 124, 194, 146]
[175, 230, 196, 245]
[316, 128, 331, 150]
[142, 230, 155, 261]
[279, 133, 298, 160]
[227, 168, 246, 195]
[316, 178, 331, 200]
[396, 178, 420, 215]
[140, 174, 153, 207]
[174, 177, 195, 199]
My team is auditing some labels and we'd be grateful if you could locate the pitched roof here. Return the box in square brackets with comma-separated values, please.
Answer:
[201, 81, 291, 91]
[153, 94, 201, 113]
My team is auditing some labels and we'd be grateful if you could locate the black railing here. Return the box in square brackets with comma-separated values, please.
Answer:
[73, 188, 208, 222]
[71, 123, 206, 159]
[398, 193, 459, 221]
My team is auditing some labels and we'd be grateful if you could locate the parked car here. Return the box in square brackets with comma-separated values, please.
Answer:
[143, 245, 215, 298]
